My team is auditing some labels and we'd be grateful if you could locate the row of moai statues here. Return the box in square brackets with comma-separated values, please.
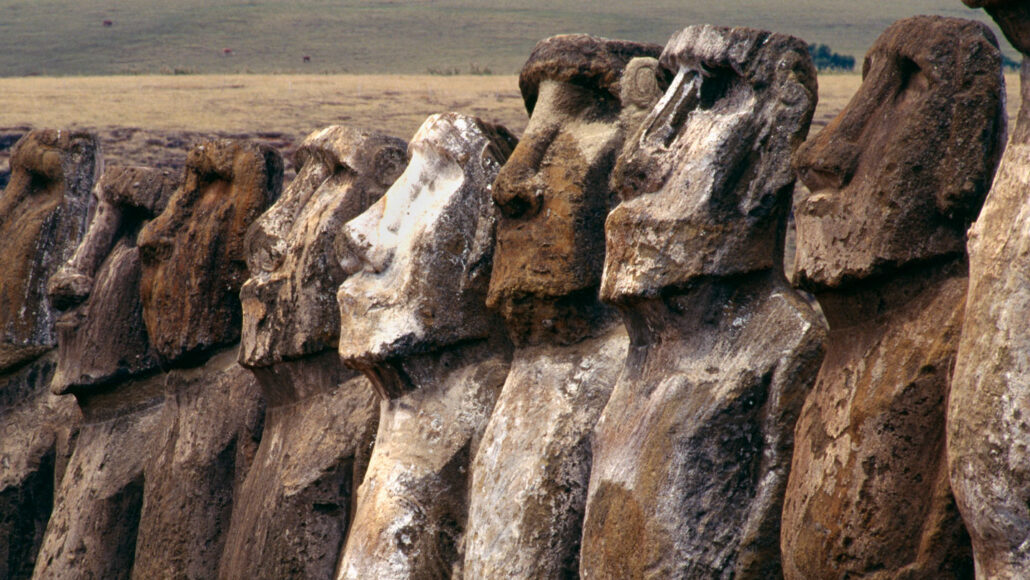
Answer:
[1, 4, 1028, 579]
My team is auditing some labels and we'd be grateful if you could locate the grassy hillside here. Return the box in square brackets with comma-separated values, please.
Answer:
[0, 0, 1017, 76]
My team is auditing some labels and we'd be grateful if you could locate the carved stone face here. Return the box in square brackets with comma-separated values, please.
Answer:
[239, 127, 407, 368]
[47, 167, 176, 394]
[601, 26, 817, 303]
[486, 35, 661, 342]
[0, 129, 98, 370]
[137, 140, 282, 365]
[336, 113, 515, 364]
[793, 16, 1005, 291]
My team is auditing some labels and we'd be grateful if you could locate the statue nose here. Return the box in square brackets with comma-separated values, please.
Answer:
[491, 125, 558, 219]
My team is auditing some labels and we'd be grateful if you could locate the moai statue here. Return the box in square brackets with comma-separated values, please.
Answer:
[48, 167, 176, 393]
[218, 127, 407, 579]
[334, 113, 516, 579]
[578, 26, 824, 578]
[0, 129, 98, 369]
[462, 34, 662, 579]
[130, 139, 282, 578]
[32, 167, 176, 580]
[782, 16, 1005, 579]
[949, 2, 1030, 578]
[0, 129, 98, 580]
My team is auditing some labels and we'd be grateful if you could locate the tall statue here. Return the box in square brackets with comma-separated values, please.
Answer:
[579, 26, 824, 578]
[335, 113, 516, 579]
[463, 34, 662, 579]
[782, 16, 1005, 579]
[219, 127, 407, 579]
[949, 1, 1030, 578]
[0, 129, 98, 580]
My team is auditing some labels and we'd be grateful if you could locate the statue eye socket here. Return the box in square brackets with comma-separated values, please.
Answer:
[897, 58, 930, 102]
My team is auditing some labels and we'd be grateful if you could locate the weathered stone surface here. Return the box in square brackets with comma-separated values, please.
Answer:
[0, 129, 98, 372]
[240, 126, 407, 367]
[465, 35, 659, 579]
[335, 113, 514, 579]
[47, 167, 177, 394]
[580, 26, 824, 579]
[137, 139, 283, 366]
[948, 6, 1030, 578]
[783, 16, 1005, 580]
[791, 17, 1004, 292]
[31, 372, 164, 580]
[486, 34, 661, 346]
[218, 362, 378, 580]
[221, 127, 403, 580]
[131, 347, 264, 579]
[0, 354, 79, 580]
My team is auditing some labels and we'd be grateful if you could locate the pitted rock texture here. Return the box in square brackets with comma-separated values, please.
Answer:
[791, 16, 1005, 292]
[948, 9, 1030, 578]
[0, 129, 99, 372]
[217, 355, 379, 580]
[47, 167, 177, 394]
[131, 347, 264, 579]
[337, 113, 516, 370]
[226, 127, 404, 579]
[465, 35, 660, 580]
[486, 34, 660, 347]
[581, 25, 824, 579]
[137, 139, 282, 366]
[783, 16, 1005, 580]
[335, 113, 513, 579]
[240, 126, 407, 367]
[962, 0, 1030, 53]
[0, 354, 79, 580]
[31, 373, 163, 580]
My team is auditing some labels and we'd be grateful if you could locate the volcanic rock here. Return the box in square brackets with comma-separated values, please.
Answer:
[465, 35, 660, 579]
[782, 16, 1005, 579]
[137, 139, 283, 366]
[220, 127, 405, 579]
[335, 113, 515, 579]
[580, 25, 824, 578]
[948, 4, 1030, 579]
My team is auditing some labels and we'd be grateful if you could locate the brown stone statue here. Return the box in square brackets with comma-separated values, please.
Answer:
[0, 129, 99, 370]
[128, 140, 281, 577]
[578, 26, 824, 578]
[218, 127, 407, 579]
[33, 167, 176, 580]
[0, 129, 98, 580]
[137, 139, 283, 366]
[334, 113, 516, 579]
[463, 34, 661, 579]
[781, 16, 1005, 579]
[48, 167, 176, 393]
[949, 2, 1030, 578]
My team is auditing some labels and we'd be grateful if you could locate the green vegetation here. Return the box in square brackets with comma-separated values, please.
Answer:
[0, 0, 1016, 76]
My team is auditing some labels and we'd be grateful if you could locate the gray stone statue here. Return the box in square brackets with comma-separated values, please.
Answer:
[579, 25, 825, 578]
[334, 113, 516, 579]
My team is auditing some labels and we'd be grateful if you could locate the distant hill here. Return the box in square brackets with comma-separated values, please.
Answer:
[0, 0, 1016, 76]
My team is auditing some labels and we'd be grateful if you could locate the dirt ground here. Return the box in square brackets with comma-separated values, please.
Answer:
[0, 73, 1018, 181]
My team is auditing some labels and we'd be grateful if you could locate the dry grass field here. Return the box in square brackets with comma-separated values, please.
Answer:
[0, 72, 1020, 177]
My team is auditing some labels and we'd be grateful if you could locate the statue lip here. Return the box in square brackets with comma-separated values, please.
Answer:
[796, 191, 837, 218]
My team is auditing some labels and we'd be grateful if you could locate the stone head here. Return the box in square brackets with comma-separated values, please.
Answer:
[47, 167, 177, 394]
[239, 127, 407, 368]
[138, 139, 283, 366]
[793, 16, 1005, 291]
[601, 26, 817, 304]
[485, 35, 662, 340]
[336, 113, 516, 365]
[0, 129, 98, 370]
